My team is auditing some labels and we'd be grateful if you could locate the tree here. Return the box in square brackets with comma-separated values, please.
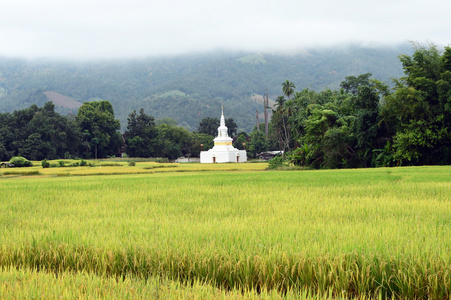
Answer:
[125, 109, 157, 157]
[76, 100, 121, 159]
[198, 117, 219, 137]
[353, 85, 380, 167]
[233, 133, 248, 150]
[225, 118, 237, 138]
[282, 80, 296, 99]
[153, 124, 191, 159]
[0, 102, 81, 161]
[198, 117, 237, 137]
[249, 131, 268, 158]
[340, 73, 372, 95]
[382, 44, 451, 165]
[190, 132, 214, 157]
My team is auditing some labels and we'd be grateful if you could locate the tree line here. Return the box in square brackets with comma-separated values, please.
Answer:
[265, 44, 451, 168]
[0, 101, 220, 161]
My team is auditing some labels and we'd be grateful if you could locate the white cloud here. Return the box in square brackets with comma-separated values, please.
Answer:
[0, 0, 449, 59]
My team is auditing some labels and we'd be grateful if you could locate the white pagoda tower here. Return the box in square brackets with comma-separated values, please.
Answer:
[200, 107, 247, 163]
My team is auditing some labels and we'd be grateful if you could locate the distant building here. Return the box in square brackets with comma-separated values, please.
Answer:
[200, 107, 247, 163]
[0, 162, 15, 168]
[256, 151, 283, 160]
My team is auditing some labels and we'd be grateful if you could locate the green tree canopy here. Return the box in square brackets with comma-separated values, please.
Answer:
[198, 117, 237, 137]
[382, 44, 451, 165]
[76, 100, 122, 159]
[125, 109, 157, 157]
[0, 102, 80, 161]
[282, 80, 296, 99]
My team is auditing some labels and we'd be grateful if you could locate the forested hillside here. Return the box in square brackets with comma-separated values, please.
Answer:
[0, 44, 411, 132]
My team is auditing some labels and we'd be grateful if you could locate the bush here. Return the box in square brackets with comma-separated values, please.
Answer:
[58, 161, 66, 167]
[80, 159, 87, 166]
[129, 161, 136, 166]
[9, 156, 32, 167]
[41, 159, 50, 168]
[268, 156, 284, 170]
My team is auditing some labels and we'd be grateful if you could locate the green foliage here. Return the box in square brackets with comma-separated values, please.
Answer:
[272, 44, 451, 169]
[124, 109, 156, 158]
[197, 117, 237, 138]
[9, 156, 32, 167]
[340, 72, 373, 95]
[197, 117, 219, 137]
[154, 124, 191, 159]
[248, 131, 268, 158]
[282, 80, 296, 99]
[287, 143, 310, 167]
[0, 102, 80, 161]
[41, 159, 50, 168]
[190, 132, 214, 157]
[267, 155, 284, 169]
[233, 133, 248, 150]
[382, 44, 451, 165]
[76, 100, 121, 159]
[372, 141, 395, 167]
[125, 109, 218, 159]
[128, 161, 136, 166]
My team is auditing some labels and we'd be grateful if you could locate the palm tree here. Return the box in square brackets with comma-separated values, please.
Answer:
[274, 96, 286, 112]
[282, 80, 296, 100]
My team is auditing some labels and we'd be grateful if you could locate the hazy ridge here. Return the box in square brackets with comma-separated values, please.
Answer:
[0, 44, 412, 132]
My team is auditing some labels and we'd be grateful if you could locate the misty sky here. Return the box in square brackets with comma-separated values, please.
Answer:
[1, 0, 450, 59]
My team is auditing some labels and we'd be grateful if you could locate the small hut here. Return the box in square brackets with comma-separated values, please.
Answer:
[0, 162, 15, 168]
[256, 151, 283, 160]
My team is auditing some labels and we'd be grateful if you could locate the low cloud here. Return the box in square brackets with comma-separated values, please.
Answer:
[0, 0, 449, 59]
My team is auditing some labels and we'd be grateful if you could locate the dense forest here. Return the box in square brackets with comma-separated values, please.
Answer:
[0, 45, 410, 133]
[268, 44, 451, 167]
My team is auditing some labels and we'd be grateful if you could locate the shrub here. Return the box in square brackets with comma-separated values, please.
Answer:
[268, 156, 284, 170]
[80, 159, 87, 166]
[58, 161, 66, 167]
[9, 156, 32, 167]
[129, 161, 136, 166]
[41, 159, 50, 168]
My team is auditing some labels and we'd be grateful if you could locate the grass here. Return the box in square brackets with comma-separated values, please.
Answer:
[0, 165, 449, 298]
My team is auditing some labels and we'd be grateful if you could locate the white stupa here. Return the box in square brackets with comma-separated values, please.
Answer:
[200, 107, 247, 163]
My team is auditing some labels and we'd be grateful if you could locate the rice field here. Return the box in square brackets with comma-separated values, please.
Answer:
[0, 160, 268, 177]
[0, 163, 450, 299]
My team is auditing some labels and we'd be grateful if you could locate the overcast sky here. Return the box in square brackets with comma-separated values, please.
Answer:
[0, 0, 449, 60]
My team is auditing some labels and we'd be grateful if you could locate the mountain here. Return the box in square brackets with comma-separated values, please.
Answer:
[0, 44, 412, 132]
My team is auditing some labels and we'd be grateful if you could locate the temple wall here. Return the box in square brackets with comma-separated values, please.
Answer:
[200, 150, 247, 163]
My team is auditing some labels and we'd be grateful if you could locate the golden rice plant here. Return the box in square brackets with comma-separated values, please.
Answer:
[0, 165, 449, 298]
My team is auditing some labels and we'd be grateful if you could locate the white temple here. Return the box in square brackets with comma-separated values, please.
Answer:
[200, 107, 247, 163]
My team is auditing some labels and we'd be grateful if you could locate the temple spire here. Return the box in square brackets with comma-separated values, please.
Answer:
[220, 105, 226, 127]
